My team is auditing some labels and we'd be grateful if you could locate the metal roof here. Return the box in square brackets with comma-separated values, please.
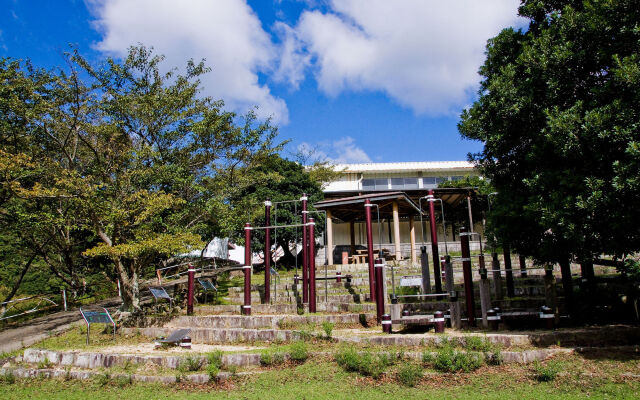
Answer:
[331, 161, 475, 173]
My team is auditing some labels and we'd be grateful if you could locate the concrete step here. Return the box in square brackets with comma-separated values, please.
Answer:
[165, 313, 373, 330]
[196, 302, 377, 315]
[122, 326, 301, 343]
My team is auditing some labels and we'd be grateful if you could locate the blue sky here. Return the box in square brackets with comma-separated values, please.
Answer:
[0, 0, 524, 163]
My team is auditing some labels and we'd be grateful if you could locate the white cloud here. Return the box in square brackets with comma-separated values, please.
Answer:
[283, 0, 523, 115]
[88, 0, 289, 124]
[298, 136, 371, 164]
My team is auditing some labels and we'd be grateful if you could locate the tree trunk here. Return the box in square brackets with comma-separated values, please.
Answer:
[1, 252, 37, 315]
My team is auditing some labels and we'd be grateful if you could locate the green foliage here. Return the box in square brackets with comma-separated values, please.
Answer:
[95, 372, 111, 386]
[206, 364, 220, 382]
[207, 350, 224, 370]
[0, 45, 283, 310]
[0, 371, 15, 385]
[321, 321, 335, 339]
[289, 341, 309, 363]
[334, 346, 389, 379]
[36, 357, 52, 369]
[260, 350, 285, 366]
[534, 360, 562, 382]
[115, 374, 133, 388]
[396, 363, 423, 387]
[430, 345, 484, 373]
[458, 0, 640, 263]
[177, 355, 203, 373]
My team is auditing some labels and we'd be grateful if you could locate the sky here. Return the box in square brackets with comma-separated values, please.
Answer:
[0, 0, 525, 163]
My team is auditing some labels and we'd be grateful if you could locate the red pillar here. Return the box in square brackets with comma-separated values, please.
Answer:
[301, 194, 309, 304]
[264, 200, 272, 303]
[374, 257, 385, 323]
[428, 190, 442, 293]
[364, 199, 376, 302]
[460, 227, 476, 326]
[243, 223, 252, 315]
[187, 263, 195, 315]
[309, 218, 317, 313]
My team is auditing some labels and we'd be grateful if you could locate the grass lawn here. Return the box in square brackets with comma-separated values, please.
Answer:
[2, 353, 639, 399]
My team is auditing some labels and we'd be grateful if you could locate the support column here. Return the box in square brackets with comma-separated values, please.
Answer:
[243, 223, 252, 315]
[503, 245, 515, 298]
[559, 258, 574, 316]
[326, 210, 334, 265]
[460, 227, 476, 326]
[428, 190, 442, 292]
[409, 217, 416, 264]
[187, 264, 195, 316]
[445, 256, 461, 329]
[519, 255, 527, 277]
[375, 258, 385, 323]
[467, 195, 474, 232]
[264, 200, 271, 303]
[420, 247, 431, 294]
[491, 252, 504, 300]
[308, 218, 317, 313]
[365, 200, 376, 302]
[478, 256, 490, 328]
[301, 194, 308, 304]
[349, 221, 356, 256]
[392, 201, 401, 260]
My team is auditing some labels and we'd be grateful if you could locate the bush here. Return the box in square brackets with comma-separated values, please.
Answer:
[260, 350, 285, 366]
[334, 346, 387, 379]
[115, 374, 132, 388]
[0, 371, 16, 384]
[335, 346, 361, 372]
[37, 356, 53, 369]
[207, 350, 223, 369]
[432, 345, 484, 373]
[95, 372, 110, 386]
[289, 341, 309, 363]
[322, 321, 335, 339]
[397, 363, 423, 387]
[422, 351, 434, 365]
[206, 364, 219, 381]
[534, 360, 562, 382]
[177, 355, 203, 372]
[464, 336, 492, 352]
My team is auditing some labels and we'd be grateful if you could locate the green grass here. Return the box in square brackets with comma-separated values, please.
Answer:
[33, 324, 149, 351]
[1, 358, 639, 399]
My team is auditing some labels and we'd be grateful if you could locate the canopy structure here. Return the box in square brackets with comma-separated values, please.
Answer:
[314, 188, 476, 264]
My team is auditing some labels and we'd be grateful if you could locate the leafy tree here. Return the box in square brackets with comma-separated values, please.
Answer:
[1, 46, 282, 312]
[458, 0, 640, 264]
[235, 155, 336, 268]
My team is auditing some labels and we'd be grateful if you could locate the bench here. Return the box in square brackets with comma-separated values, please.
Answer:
[155, 328, 191, 349]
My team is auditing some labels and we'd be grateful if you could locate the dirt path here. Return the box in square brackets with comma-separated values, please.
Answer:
[0, 298, 121, 354]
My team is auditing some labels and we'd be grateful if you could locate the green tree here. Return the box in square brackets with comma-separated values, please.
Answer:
[1, 46, 282, 312]
[458, 0, 640, 264]
[235, 155, 336, 268]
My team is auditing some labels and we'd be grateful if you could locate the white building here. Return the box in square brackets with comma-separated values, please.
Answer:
[316, 161, 483, 265]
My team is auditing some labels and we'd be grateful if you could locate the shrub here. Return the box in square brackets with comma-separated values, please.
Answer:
[422, 351, 434, 365]
[335, 346, 360, 372]
[206, 364, 219, 382]
[207, 350, 223, 369]
[397, 363, 423, 387]
[534, 360, 562, 382]
[485, 348, 504, 366]
[260, 350, 285, 366]
[296, 328, 313, 342]
[322, 321, 335, 339]
[432, 345, 484, 373]
[289, 341, 309, 363]
[37, 356, 53, 369]
[95, 372, 111, 386]
[334, 346, 386, 379]
[0, 371, 16, 384]
[115, 374, 132, 388]
[464, 336, 492, 352]
[177, 355, 203, 372]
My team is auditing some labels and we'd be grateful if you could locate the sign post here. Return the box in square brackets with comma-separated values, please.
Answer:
[79, 307, 116, 345]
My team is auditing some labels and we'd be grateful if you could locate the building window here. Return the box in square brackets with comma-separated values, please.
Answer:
[390, 177, 419, 190]
[362, 178, 389, 190]
[423, 177, 436, 185]
[450, 176, 464, 181]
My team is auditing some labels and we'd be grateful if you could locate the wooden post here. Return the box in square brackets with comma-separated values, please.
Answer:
[543, 267, 558, 319]
[478, 256, 490, 328]
[392, 201, 401, 260]
[409, 217, 416, 264]
[445, 256, 461, 329]
[420, 246, 431, 294]
[326, 210, 334, 265]
[491, 252, 504, 300]
[503, 245, 515, 298]
[349, 221, 356, 256]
